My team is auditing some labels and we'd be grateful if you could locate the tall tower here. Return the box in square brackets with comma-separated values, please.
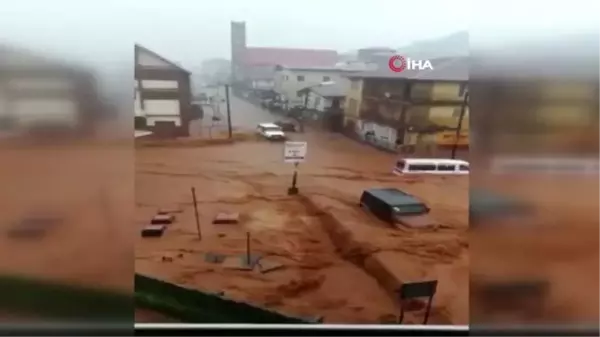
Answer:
[230, 21, 247, 83]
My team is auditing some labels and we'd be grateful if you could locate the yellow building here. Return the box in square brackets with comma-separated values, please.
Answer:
[343, 57, 468, 152]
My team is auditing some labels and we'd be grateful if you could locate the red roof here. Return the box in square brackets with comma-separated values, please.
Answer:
[243, 47, 338, 67]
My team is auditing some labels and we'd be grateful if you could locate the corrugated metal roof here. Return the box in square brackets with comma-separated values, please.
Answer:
[244, 47, 338, 68]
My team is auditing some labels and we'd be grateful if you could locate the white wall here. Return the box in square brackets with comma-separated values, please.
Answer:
[138, 50, 172, 68]
[144, 100, 180, 116]
[274, 69, 350, 106]
[361, 121, 397, 145]
[141, 80, 178, 89]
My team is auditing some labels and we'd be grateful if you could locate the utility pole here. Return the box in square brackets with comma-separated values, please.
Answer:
[191, 187, 201, 240]
[225, 84, 232, 139]
[451, 91, 469, 159]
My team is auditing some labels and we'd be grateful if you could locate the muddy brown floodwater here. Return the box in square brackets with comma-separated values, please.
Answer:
[135, 131, 469, 324]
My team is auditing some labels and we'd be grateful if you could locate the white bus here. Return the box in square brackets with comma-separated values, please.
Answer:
[393, 158, 470, 175]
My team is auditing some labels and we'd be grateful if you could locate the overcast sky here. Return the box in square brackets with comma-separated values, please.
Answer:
[0, 0, 469, 70]
[0, 0, 597, 71]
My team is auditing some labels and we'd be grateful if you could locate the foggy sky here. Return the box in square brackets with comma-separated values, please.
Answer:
[0, 0, 597, 71]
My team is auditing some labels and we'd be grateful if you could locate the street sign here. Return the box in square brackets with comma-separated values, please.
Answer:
[283, 141, 307, 163]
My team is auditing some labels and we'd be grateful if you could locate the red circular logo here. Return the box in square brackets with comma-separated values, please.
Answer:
[388, 55, 406, 72]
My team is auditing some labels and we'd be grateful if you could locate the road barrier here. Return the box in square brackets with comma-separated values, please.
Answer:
[135, 274, 319, 323]
[0, 274, 321, 323]
[0, 274, 132, 321]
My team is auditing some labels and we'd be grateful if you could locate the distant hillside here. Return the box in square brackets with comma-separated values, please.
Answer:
[397, 31, 468, 59]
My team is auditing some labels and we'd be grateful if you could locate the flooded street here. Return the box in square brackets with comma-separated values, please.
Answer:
[135, 116, 469, 324]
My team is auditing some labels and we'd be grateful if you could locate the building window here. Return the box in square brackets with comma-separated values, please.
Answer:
[297, 75, 305, 82]
[323, 76, 331, 82]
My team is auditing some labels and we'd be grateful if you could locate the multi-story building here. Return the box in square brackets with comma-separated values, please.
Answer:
[273, 66, 357, 107]
[134, 44, 197, 138]
[343, 56, 469, 156]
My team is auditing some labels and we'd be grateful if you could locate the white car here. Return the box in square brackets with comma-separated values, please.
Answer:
[256, 123, 286, 141]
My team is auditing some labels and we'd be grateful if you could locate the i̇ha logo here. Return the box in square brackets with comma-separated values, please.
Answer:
[388, 55, 434, 72]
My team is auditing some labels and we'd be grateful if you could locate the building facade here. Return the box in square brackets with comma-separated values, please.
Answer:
[343, 57, 469, 155]
[305, 82, 348, 112]
[134, 44, 195, 138]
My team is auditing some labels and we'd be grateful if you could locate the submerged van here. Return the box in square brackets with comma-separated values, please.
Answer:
[393, 158, 469, 175]
[359, 188, 437, 228]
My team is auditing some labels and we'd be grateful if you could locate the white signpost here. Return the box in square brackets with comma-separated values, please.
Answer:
[283, 141, 307, 163]
[283, 141, 307, 195]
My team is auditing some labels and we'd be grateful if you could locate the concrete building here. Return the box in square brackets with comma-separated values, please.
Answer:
[343, 56, 469, 156]
[134, 44, 196, 138]
[306, 81, 349, 112]
[273, 65, 357, 107]
[230, 21, 338, 92]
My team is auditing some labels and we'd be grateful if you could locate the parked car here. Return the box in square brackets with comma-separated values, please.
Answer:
[274, 120, 296, 132]
[359, 188, 437, 228]
[256, 123, 286, 141]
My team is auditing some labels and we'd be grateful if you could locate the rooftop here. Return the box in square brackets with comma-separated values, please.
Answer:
[134, 44, 191, 74]
[365, 188, 423, 206]
[347, 56, 468, 81]
[244, 47, 338, 68]
[276, 65, 362, 73]
[400, 158, 469, 165]
[310, 82, 349, 97]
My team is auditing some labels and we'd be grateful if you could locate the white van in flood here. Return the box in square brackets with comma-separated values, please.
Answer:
[393, 158, 470, 175]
